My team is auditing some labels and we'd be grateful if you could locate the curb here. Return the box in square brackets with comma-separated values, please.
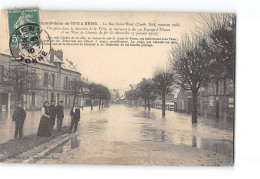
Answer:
[3, 133, 76, 163]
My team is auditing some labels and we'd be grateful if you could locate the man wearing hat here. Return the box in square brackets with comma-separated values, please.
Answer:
[69, 103, 80, 133]
[56, 100, 64, 131]
[49, 100, 57, 130]
[12, 101, 26, 139]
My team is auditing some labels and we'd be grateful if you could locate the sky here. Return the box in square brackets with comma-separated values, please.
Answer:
[1, 11, 198, 91]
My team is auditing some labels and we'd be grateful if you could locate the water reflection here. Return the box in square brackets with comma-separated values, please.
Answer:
[52, 135, 80, 154]
[200, 138, 233, 157]
[134, 111, 156, 120]
[192, 136, 197, 148]
[2, 105, 233, 158]
[71, 135, 79, 149]
[141, 125, 166, 142]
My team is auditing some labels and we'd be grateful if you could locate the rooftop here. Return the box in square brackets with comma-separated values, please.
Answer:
[0, 48, 81, 74]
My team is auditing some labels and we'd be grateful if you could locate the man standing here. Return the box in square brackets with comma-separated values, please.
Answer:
[49, 100, 57, 130]
[12, 101, 26, 139]
[69, 103, 80, 133]
[56, 100, 64, 131]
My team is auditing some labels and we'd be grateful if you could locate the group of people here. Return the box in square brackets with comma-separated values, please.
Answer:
[12, 100, 81, 139]
[37, 100, 64, 137]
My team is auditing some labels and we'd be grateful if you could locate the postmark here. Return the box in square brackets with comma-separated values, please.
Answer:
[8, 8, 51, 64]
[9, 23, 51, 64]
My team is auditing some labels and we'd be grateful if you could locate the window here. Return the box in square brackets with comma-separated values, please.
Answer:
[215, 80, 219, 95]
[57, 74, 61, 88]
[31, 92, 35, 106]
[228, 97, 234, 108]
[219, 80, 225, 95]
[226, 79, 234, 94]
[181, 99, 185, 110]
[209, 96, 214, 107]
[57, 93, 60, 102]
[57, 64, 61, 72]
[31, 68, 36, 74]
[64, 76, 68, 89]
[44, 92, 48, 102]
[0, 65, 4, 82]
[44, 72, 48, 86]
[65, 94, 68, 105]
[52, 73, 55, 87]
[51, 93, 55, 103]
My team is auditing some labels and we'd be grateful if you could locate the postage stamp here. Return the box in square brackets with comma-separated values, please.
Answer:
[8, 8, 39, 36]
[8, 8, 51, 64]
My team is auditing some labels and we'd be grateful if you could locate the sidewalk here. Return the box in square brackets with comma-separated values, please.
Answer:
[0, 126, 71, 162]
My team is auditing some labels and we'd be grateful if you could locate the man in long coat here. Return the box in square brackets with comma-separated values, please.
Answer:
[12, 101, 26, 139]
[69, 103, 80, 133]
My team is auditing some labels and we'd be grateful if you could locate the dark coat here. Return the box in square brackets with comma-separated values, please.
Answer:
[37, 107, 51, 137]
[56, 105, 64, 118]
[12, 107, 26, 121]
[49, 105, 56, 118]
[71, 108, 80, 120]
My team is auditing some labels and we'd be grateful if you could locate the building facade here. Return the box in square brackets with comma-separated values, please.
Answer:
[0, 48, 82, 111]
[177, 79, 235, 119]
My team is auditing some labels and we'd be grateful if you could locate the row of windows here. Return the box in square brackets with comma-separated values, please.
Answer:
[31, 92, 69, 106]
[215, 79, 234, 95]
[43, 72, 69, 89]
[201, 79, 234, 95]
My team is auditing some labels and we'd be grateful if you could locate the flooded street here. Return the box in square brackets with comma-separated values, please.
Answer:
[36, 104, 233, 165]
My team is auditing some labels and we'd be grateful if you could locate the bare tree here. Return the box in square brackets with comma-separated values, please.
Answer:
[102, 87, 111, 107]
[125, 88, 141, 107]
[169, 34, 213, 123]
[84, 82, 98, 110]
[153, 68, 174, 117]
[196, 13, 236, 81]
[67, 78, 84, 111]
[96, 84, 111, 109]
[1, 66, 39, 103]
[138, 78, 157, 111]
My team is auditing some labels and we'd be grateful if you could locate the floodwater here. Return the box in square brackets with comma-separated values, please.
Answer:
[47, 104, 234, 162]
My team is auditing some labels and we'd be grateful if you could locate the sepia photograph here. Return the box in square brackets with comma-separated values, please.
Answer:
[0, 9, 235, 166]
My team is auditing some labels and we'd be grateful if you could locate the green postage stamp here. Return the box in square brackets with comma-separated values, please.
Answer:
[8, 8, 39, 37]
[7, 8, 51, 63]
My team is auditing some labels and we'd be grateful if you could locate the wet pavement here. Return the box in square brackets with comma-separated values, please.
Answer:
[36, 104, 234, 165]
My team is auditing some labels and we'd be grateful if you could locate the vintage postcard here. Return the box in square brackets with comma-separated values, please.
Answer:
[0, 9, 235, 166]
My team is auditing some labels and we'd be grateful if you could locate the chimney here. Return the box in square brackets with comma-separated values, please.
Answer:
[50, 48, 54, 63]
[56, 50, 63, 61]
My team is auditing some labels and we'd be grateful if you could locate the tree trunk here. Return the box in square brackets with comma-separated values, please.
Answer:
[90, 99, 93, 110]
[162, 91, 166, 117]
[144, 98, 147, 110]
[102, 100, 104, 108]
[99, 98, 101, 109]
[192, 90, 198, 124]
[148, 99, 150, 111]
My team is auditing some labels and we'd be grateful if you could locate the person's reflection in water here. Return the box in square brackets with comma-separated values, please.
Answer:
[71, 135, 79, 149]
[192, 136, 197, 147]
[161, 131, 165, 142]
[191, 123, 198, 147]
